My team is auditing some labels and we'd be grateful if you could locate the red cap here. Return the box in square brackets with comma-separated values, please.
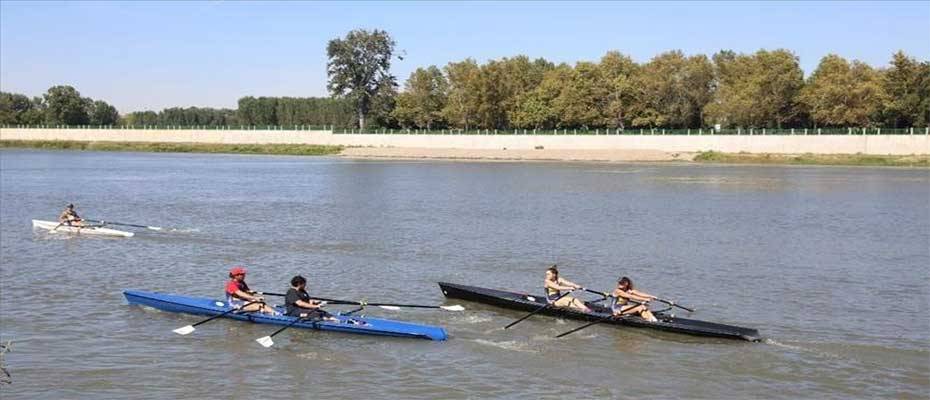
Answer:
[229, 266, 247, 276]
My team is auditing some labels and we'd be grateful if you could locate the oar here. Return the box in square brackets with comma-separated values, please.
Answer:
[255, 316, 321, 348]
[258, 292, 465, 312]
[555, 298, 646, 338]
[49, 222, 64, 232]
[655, 298, 694, 313]
[173, 300, 259, 335]
[85, 219, 164, 231]
[504, 289, 577, 329]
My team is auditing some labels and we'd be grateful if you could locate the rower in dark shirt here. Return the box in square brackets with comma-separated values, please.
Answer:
[284, 275, 335, 320]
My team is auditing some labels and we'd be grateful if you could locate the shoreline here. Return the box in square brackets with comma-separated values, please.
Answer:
[2, 140, 928, 167]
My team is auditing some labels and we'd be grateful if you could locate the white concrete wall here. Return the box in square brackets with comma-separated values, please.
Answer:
[2, 128, 928, 155]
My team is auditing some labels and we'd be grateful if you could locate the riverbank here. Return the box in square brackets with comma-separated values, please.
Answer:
[693, 150, 930, 167]
[0, 140, 343, 156]
[3, 140, 928, 166]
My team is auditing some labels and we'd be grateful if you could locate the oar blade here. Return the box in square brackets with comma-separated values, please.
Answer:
[377, 305, 402, 311]
[148, 226, 163, 231]
[255, 336, 275, 348]
[440, 305, 465, 311]
[173, 325, 195, 335]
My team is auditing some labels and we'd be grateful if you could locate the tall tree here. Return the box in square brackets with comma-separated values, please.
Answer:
[89, 100, 119, 125]
[706, 49, 804, 128]
[882, 51, 930, 127]
[599, 51, 640, 129]
[553, 62, 609, 128]
[632, 51, 714, 128]
[392, 66, 448, 129]
[442, 59, 482, 130]
[510, 64, 572, 129]
[43, 85, 91, 125]
[327, 29, 397, 129]
[799, 54, 887, 127]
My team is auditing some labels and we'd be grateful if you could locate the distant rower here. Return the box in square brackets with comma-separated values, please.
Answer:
[59, 203, 83, 226]
[544, 265, 591, 312]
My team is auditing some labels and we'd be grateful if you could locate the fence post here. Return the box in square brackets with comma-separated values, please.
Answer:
[910, 127, 914, 135]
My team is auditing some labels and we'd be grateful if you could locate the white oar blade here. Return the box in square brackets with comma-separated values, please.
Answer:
[173, 325, 195, 335]
[378, 305, 402, 311]
[256, 336, 275, 348]
[440, 305, 465, 311]
[148, 227, 163, 231]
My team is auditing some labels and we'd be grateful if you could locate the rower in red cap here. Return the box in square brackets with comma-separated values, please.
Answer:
[225, 266, 277, 315]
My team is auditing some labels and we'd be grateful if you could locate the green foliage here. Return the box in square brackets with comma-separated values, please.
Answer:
[393, 66, 448, 129]
[43, 85, 92, 125]
[706, 49, 805, 128]
[327, 29, 398, 129]
[882, 51, 930, 127]
[799, 55, 887, 127]
[632, 51, 714, 128]
[89, 100, 119, 125]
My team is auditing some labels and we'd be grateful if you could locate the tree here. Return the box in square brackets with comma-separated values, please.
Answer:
[327, 29, 397, 129]
[799, 54, 887, 127]
[510, 64, 571, 129]
[706, 49, 805, 128]
[442, 59, 482, 130]
[599, 51, 640, 129]
[632, 51, 714, 128]
[392, 66, 448, 129]
[553, 62, 609, 128]
[0, 92, 36, 124]
[43, 85, 91, 125]
[89, 100, 119, 125]
[882, 51, 930, 127]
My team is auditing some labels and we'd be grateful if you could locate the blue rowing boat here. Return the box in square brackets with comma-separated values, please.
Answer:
[124, 290, 448, 341]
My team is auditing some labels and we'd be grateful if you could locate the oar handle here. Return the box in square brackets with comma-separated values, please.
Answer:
[656, 298, 694, 312]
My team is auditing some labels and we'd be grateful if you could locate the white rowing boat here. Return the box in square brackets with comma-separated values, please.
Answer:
[32, 219, 134, 238]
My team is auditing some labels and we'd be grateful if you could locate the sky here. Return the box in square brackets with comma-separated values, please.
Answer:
[1, 1, 928, 113]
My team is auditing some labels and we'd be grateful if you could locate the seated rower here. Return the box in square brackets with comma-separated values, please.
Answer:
[225, 266, 277, 315]
[285, 275, 336, 321]
[610, 276, 658, 322]
[544, 265, 591, 312]
[59, 203, 84, 226]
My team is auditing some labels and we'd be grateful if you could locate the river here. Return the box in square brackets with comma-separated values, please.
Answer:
[1, 149, 927, 399]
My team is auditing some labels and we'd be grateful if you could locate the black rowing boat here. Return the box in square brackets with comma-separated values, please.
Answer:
[438, 282, 762, 341]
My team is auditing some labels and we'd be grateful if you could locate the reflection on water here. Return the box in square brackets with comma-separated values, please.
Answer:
[1, 149, 928, 399]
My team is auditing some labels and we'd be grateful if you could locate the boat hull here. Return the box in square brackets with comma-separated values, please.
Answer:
[124, 290, 447, 341]
[438, 282, 760, 341]
[32, 219, 134, 238]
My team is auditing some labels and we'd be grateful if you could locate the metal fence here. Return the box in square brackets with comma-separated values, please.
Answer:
[335, 127, 930, 135]
[2, 125, 928, 135]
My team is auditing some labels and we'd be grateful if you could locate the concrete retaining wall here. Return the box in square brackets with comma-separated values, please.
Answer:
[2, 128, 928, 155]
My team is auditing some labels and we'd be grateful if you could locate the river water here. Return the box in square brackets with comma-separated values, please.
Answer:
[1, 149, 927, 399]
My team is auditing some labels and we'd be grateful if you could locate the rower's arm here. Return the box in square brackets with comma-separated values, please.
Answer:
[295, 299, 321, 309]
[234, 289, 261, 302]
[556, 277, 583, 290]
[630, 289, 656, 301]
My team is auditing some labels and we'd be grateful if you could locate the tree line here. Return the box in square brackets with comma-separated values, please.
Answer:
[3, 29, 927, 130]
[388, 49, 928, 130]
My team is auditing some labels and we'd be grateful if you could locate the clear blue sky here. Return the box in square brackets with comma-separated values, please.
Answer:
[1, 1, 927, 113]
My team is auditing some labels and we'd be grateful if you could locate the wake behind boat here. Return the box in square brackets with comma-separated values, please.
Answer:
[124, 290, 448, 341]
[438, 282, 761, 341]
[32, 219, 134, 238]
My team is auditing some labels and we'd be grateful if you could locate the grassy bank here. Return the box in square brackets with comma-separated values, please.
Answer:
[694, 151, 929, 167]
[0, 140, 343, 156]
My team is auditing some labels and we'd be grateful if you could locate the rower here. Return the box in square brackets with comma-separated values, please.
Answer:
[59, 203, 84, 226]
[225, 266, 277, 315]
[544, 265, 591, 312]
[284, 275, 336, 321]
[609, 276, 658, 322]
